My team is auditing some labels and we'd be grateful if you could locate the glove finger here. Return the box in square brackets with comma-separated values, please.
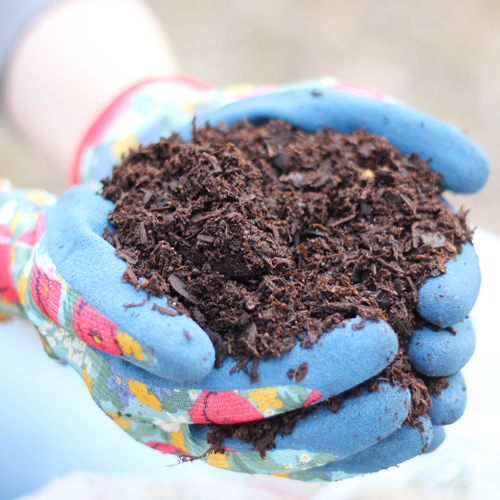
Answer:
[107, 317, 398, 425]
[37, 185, 215, 383]
[188, 88, 489, 194]
[425, 425, 445, 453]
[416, 242, 481, 328]
[183, 383, 410, 474]
[284, 416, 433, 481]
[42, 329, 409, 475]
[29, 317, 407, 476]
[428, 372, 467, 425]
[193, 317, 397, 394]
[408, 317, 475, 377]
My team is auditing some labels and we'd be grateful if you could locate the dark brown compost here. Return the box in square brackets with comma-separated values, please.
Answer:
[101, 119, 471, 457]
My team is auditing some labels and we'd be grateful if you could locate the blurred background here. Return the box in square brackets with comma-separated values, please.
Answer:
[0, 0, 498, 233]
[1, 2, 499, 499]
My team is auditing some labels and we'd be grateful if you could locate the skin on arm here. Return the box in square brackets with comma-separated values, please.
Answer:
[1, 0, 180, 180]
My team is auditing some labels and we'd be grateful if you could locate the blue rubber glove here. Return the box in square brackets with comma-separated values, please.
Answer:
[178, 87, 484, 477]
[190, 87, 488, 194]
[0, 182, 411, 473]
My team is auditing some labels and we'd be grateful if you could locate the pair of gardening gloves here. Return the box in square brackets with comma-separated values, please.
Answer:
[0, 76, 488, 481]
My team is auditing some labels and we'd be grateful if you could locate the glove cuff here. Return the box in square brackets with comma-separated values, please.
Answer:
[0, 179, 56, 319]
[71, 75, 392, 190]
[71, 74, 213, 188]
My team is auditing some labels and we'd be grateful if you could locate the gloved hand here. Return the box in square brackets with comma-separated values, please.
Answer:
[0, 183, 478, 479]
[0, 181, 409, 474]
[178, 85, 484, 479]
[1, 77, 487, 479]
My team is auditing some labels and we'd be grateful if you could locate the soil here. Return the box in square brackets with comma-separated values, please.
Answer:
[101, 118, 471, 458]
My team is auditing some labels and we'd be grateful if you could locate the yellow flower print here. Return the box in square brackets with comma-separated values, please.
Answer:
[299, 453, 311, 464]
[152, 418, 181, 433]
[263, 408, 277, 417]
[112, 134, 140, 161]
[128, 379, 162, 411]
[170, 429, 189, 453]
[26, 190, 54, 206]
[54, 328, 65, 341]
[9, 209, 23, 234]
[16, 268, 29, 306]
[206, 451, 230, 470]
[271, 472, 291, 479]
[40, 335, 52, 356]
[223, 83, 259, 99]
[104, 410, 131, 431]
[248, 387, 283, 414]
[163, 412, 189, 425]
[117, 332, 145, 362]
[179, 97, 204, 116]
[82, 368, 92, 393]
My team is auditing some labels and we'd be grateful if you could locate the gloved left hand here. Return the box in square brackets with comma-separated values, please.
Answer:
[0, 180, 476, 480]
[0, 180, 414, 476]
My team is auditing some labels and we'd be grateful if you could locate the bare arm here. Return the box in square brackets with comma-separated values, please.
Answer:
[1, 0, 180, 180]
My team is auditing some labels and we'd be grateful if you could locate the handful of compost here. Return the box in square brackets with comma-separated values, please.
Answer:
[0, 80, 488, 480]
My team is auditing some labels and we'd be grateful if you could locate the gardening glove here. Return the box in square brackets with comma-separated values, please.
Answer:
[0, 181, 477, 478]
[177, 87, 483, 478]
[77, 77, 487, 330]
[0, 186, 473, 479]
[1, 77, 487, 478]
[0, 179, 410, 474]
[76, 78, 485, 478]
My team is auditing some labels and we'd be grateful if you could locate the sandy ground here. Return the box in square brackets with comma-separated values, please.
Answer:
[1, 0, 499, 234]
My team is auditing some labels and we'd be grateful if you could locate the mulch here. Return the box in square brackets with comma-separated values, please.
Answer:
[101, 119, 471, 457]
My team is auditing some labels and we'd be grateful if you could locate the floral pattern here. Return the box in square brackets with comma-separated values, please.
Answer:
[30, 261, 62, 323]
[146, 441, 190, 456]
[0, 186, 56, 319]
[0, 224, 19, 304]
[107, 365, 132, 406]
[73, 296, 122, 355]
[302, 390, 323, 407]
[188, 390, 264, 424]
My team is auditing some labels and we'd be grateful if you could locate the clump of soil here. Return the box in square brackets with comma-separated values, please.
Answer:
[101, 119, 471, 457]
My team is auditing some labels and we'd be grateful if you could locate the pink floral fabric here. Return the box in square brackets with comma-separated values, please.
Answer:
[189, 390, 264, 424]
[73, 296, 122, 356]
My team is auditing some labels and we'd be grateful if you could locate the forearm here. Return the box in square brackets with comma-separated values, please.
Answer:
[1, 0, 180, 180]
